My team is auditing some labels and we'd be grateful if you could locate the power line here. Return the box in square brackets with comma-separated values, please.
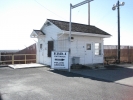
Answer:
[34, 0, 66, 20]
[95, 10, 113, 25]
[73, 10, 81, 21]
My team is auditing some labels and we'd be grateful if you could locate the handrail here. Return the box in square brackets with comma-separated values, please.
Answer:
[0, 54, 36, 65]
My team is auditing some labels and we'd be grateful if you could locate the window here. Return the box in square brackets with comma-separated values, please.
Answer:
[95, 43, 102, 55]
[48, 41, 53, 57]
[86, 44, 91, 50]
[40, 44, 42, 49]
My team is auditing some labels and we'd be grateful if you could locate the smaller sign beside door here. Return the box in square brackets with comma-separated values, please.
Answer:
[51, 51, 69, 69]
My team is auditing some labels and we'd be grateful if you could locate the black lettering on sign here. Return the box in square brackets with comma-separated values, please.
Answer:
[57, 52, 63, 55]
[54, 62, 64, 66]
[54, 52, 67, 55]
[55, 59, 65, 61]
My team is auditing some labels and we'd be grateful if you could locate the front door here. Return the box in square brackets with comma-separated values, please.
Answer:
[84, 43, 93, 64]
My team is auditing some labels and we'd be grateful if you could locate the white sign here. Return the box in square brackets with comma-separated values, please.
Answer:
[51, 51, 69, 69]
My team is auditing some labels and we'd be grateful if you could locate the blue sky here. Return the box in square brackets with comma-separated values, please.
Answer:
[0, 0, 132, 50]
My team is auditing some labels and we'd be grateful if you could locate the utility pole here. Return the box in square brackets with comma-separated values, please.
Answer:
[88, 2, 90, 25]
[69, 0, 94, 72]
[112, 0, 125, 64]
[117, 0, 120, 64]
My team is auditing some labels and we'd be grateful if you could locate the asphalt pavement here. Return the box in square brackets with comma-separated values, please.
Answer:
[0, 65, 133, 100]
[72, 64, 133, 87]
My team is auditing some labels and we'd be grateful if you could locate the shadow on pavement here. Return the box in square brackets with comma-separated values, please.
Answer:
[49, 64, 133, 83]
[103, 65, 133, 80]
[104, 65, 123, 70]
[49, 70, 111, 82]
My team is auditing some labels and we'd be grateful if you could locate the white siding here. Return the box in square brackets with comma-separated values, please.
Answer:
[71, 35, 103, 64]
[54, 34, 104, 65]
[38, 22, 62, 65]
[37, 21, 104, 65]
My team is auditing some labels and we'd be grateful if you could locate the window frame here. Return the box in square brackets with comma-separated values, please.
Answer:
[86, 43, 91, 50]
[94, 43, 102, 56]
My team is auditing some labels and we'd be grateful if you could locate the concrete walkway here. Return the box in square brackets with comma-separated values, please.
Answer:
[72, 64, 133, 87]
[8, 63, 47, 69]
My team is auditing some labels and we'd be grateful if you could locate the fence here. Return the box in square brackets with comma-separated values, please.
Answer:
[0, 54, 36, 65]
[1, 44, 133, 65]
[104, 45, 133, 63]
[0, 44, 36, 65]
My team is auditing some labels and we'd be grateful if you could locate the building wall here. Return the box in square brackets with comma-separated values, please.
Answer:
[58, 34, 104, 65]
[37, 21, 104, 65]
[37, 33, 104, 65]
[37, 21, 62, 65]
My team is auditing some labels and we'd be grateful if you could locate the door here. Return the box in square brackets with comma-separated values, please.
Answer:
[84, 43, 93, 64]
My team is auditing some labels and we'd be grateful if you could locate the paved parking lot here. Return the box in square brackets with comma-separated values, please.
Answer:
[72, 64, 133, 87]
[0, 65, 133, 100]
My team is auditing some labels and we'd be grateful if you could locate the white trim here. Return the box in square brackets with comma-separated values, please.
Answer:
[30, 31, 45, 38]
[63, 31, 111, 38]
[30, 31, 38, 38]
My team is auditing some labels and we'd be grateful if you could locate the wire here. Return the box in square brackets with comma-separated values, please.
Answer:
[95, 10, 113, 25]
[34, 0, 66, 20]
[73, 10, 81, 21]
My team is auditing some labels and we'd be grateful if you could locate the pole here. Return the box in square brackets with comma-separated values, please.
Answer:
[69, 4, 72, 72]
[68, 0, 93, 71]
[12, 54, 14, 64]
[117, 0, 120, 63]
[25, 55, 26, 64]
[88, 2, 90, 25]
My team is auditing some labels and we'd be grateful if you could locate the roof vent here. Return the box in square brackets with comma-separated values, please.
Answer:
[46, 22, 51, 26]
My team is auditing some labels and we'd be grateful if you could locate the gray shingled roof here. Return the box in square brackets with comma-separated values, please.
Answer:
[48, 19, 111, 36]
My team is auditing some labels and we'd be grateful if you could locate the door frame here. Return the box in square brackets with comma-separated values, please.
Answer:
[84, 42, 93, 64]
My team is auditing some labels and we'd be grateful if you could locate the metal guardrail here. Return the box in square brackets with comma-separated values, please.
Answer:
[0, 54, 36, 64]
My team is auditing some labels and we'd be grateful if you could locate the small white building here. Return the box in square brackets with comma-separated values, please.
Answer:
[30, 19, 111, 66]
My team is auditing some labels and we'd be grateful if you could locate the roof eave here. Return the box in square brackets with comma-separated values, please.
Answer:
[30, 30, 38, 38]
[30, 30, 45, 38]
[63, 31, 111, 38]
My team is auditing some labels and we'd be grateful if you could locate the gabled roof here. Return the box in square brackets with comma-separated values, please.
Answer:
[47, 19, 111, 36]
[30, 30, 45, 38]
[33, 30, 45, 35]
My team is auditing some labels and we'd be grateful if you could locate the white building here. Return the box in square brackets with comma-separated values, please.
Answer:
[30, 19, 111, 66]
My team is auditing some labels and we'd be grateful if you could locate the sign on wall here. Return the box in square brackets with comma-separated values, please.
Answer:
[51, 51, 69, 69]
